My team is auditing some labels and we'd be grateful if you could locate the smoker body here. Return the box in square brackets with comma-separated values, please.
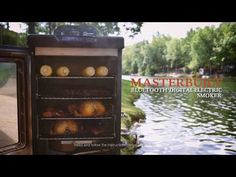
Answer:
[0, 32, 124, 155]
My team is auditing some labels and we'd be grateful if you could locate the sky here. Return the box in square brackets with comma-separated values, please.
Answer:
[119, 22, 221, 46]
[8, 22, 221, 46]
[9, 22, 27, 33]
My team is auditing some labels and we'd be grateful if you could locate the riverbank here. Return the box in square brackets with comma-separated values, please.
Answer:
[120, 80, 145, 155]
[121, 80, 145, 129]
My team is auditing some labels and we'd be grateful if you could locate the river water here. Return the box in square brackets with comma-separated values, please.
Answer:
[131, 80, 236, 155]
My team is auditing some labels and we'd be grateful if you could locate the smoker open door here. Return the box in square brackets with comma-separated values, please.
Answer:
[0, 47, 32, 155]
[28, 26, 124, 154]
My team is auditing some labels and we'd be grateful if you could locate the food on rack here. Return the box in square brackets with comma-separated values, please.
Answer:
[55, 110, 65, 118]
[78, 101, 96, 117]
[42, 107, 65, 118]
[67, 104, 80, 117]
[42, 107, 56, 118]
[93, 101, 106, 116]
[95, 66, 109, 77]
[51, 120, 79, 135]
[79, 100, 106, 117]
[56, 66, 70, 77]
[40, 65, 53, 77]
[66, 101, 107, 117]
[81, 66, 95, 77]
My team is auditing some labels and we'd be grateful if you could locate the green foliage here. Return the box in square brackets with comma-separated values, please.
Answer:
[123, 23, 236, 75]
[0, 68, 10, 87]
[189, 26, 217, 69]
[166, 38, 183, 68]
[0, 71, 9, 87]
[31, 22, 143, 36]
[1, 22, 143, 47]
[17, 33, 27, 46]
[122, 41, 149, 75]
[0, 27, 27, 47]
[214, 23, 236, 66]
[121, 80, 145, 129]
[146, 35, 170, 75]
[0, 27, 18, 45]
[0, 63, 15, 87]
[131, 61, 138, 74]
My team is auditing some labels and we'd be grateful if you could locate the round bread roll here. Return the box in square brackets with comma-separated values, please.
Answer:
[42, 111, 54, 118]
[57, 66, 70, 77]
[79, 100, 106, 117]
[52, 120, 79, 135]
[42, 108, 65, 118]
[82, 66, 95, 77]
[95, 66, 109, 77]
[40, 65, 53, 77]
[42, 107, 56, 118]
[79, 101, 95, 117]
[93, 101, 106, 116]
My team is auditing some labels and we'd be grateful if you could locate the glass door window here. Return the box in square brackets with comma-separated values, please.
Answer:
[0, 63, 18, 148]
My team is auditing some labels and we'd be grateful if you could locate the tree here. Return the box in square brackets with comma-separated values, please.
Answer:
[188, 26, 217, 73]
[122, 46, 134, 74]
[122, 40, 148, 75]
[145, 34, 170, 75]
[122, 22, 236, 76]
[132, 41, 147, 74]
[131, 61, 138, 74]
[26, 22, 143, 36]
[122, 22, 143, 37]
[0, 22, 10, 30]
[35, 22, 67, 34]
[180, 37, 192, 71]
[214, 22, 236, 72]
[122, 34, 171, 76]
[27, 22, 36, 34]
[166, 38, 183, 70]
[6, 22, 9, 30]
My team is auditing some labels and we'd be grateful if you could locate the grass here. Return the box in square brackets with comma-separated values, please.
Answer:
[120, 134, 138, 155]
[0, 70, 10, 87]
[121, 80, 145, 155]
[121, 80, 145, 129]
[221, 78, 236, 92]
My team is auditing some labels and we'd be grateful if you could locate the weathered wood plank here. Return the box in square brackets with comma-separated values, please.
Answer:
[35, 47, 118, 56]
